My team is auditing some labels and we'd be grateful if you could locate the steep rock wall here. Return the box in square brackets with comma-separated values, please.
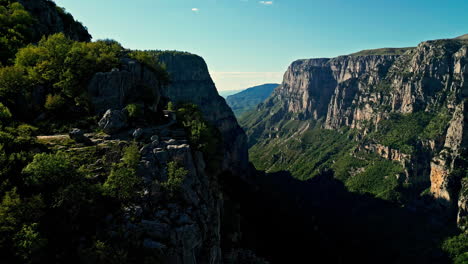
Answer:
[244, 38, 467, 223]
[157, 53, 249, 174]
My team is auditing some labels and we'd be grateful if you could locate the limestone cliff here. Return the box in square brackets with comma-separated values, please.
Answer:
[242, 37, 467, 225]
[156, 52, 249, 174]
[83, 51, 252, 263]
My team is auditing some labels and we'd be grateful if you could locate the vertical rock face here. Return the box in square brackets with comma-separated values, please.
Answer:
[243, 37, 467, 224]
[157, 52, 249, 174]
[88, 58, 161, 114]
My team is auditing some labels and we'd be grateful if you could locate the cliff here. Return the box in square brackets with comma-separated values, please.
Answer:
[242, 37, 467, 227]
[155, 52, 249, 175]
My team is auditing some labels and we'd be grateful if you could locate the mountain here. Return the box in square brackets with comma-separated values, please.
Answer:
[226, 83, 279, 117]
[0, 1, 259, 263]
[241, 36, 468, 262]
[218, 89, 244, 98]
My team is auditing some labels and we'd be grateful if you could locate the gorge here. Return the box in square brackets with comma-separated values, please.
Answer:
[0, 0, 466, 263]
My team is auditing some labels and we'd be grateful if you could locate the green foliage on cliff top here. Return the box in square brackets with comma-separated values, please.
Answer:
[128, 50, 170, 86]
[349, 47, 414, 56]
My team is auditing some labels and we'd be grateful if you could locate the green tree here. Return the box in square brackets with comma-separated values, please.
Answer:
[0, 1, 35, 64]
[162, 161, 187, 193]
[0, 66, 29, 106]
[13, 223, 47, 264]
[22, 152, 76, 188]
[103, 144, 141, 202]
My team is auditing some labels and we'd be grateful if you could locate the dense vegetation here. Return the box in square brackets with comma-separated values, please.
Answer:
[0, 0, 35, 65]
[349, 47, 414, 56]
[0, 1, 188, 262]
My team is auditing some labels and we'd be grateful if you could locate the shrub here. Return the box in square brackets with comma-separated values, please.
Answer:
[44, 94, 66, 113]
[0, 102, 12, 122]
[13, 223, 47, 263]
[442, 233, 468, 263]
[162, 161, 187, 193]
[22, 152, 76, 187]
[176, 103, 221, 157]
[103, 167, 140, 202]
[0, 66, 29, 105]
[124, 104, 143, 121]
[103, 144, 141, 202]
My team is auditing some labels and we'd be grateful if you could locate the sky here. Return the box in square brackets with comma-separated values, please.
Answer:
[54, 0, 468, 91]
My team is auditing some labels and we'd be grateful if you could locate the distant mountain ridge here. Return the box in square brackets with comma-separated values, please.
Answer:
[226, 83, 278, 116]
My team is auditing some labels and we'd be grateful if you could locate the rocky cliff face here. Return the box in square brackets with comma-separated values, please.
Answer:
[243, 37, 467, 226]
[83, 51, 252, 263]
[156, 52, 249, 174]
[88, 58, 162, 114]
[18, 0, 91, 42]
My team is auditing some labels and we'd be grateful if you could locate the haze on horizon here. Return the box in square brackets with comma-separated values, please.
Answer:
[54, 0, 468, 91]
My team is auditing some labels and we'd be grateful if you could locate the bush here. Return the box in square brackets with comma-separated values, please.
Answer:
[161, 161, 187, 193]
[103, 167, 140, 202]
[103, 144, 141, 202]
[22, 152, 76, 187]
[124, 104, 143, 121]
[0, 102, 12, 122]
[176, 103, 221, 157]
[442, 233, 468, 263]
[13, 223, 47, 263]
[0, 66, 29, 105]
[44, 94, 66, 113]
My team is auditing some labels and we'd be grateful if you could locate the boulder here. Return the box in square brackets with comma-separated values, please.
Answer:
[98, 109, 128, 134]
[69, 128, 92, 145]
[132, 128, 144, 139]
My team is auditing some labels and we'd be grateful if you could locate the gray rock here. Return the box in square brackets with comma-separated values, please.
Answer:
[143, 239, 166, 249]
[98, 109, 128, 134]
[69, 128, 91, 144]
[141, 220, 170, 240]
[88, 58, 161, 114]
[132, 128, 144, 139]
[151, 135, 159, 141]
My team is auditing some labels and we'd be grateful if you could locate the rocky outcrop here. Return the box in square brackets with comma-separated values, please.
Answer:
[98, 109, 128, 134]
[18, 0, 91, 42]
[135, 130, 223, 263]
[156, 52, 249, 174]
[430, 102, 467, 206]
[88, 58, 162, 114]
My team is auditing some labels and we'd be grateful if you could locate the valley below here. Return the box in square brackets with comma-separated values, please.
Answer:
[0, 0, 466, 263]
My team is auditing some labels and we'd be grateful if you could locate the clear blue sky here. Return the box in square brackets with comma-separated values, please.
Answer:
[54, 0, 468, 91]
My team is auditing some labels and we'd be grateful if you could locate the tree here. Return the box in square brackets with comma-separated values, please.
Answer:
[0, 1, 35, 64]
[22, 152, 76, 188]
[162, 161, 187, 193]
[13, 223, 47, 264]
[103, 144, 141, 202]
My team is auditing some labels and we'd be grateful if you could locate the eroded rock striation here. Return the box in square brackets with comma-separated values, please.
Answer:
[156, 52, 249, 174]
[242, 37, 467, 225]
